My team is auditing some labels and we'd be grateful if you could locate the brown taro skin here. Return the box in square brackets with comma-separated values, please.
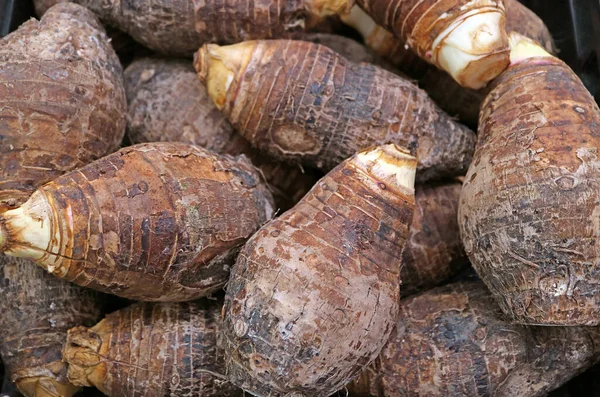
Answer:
[0, 256, 104, 397]
[301, 33, 403, 75]
[0, 3, 126, 210]
[366, 36, 485, 128]
[347, 281, 600, 397]
[63, 300, 242, 397]
[222, 145, 416, 397]
[401, 180, 468, 297]
[124, 57, 320, 211]
[69, 0, 350, 56]
[196, 40, 476, 183]
[0, 142, 275, 302]
[124, 58, 237, 150]
[458, 52, 600, 325]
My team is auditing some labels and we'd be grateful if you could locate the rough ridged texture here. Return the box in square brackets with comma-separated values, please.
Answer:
[68, 0, 350, 56]
[401, 180, 468, 297]
[124, 57, 320, 211]
[342, 0, 554, 127]
[63, 300, 242, 397]
[459, 53, 600, 325]
[0, 256, 103, 397]
[196, 40, 475, 183]
[347, 281, 600, 397]
[222, 145, 416, 396]
[0, 3, 126, 210]
[353, 0, 509, 88]
[0, 142, 275, 302]
[301, 33, 402, 75]
[125, 59, 236, 150]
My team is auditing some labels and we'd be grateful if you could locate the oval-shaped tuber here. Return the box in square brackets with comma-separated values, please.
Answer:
[0, 142, 275, 302]
[195, 39, 475, 182]
[459, 33, 600, 325]
[347, 280, 600, 397]
[0, 2, 126, 211]
[222, 145, 416, 396]
[124, 57, 320, 211]
[65, 0, 352, 56]
[63, 300, 242, 397]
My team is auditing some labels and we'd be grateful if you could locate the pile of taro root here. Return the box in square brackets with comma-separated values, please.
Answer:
[1, 0, 599, 396]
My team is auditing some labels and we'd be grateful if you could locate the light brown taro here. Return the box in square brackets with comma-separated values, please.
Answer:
[459, 33, 600, 325]
[222, 145, 416, 396]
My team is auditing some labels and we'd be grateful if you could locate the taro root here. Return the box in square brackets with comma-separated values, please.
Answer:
[32, 0, 66, 16]
[63, 300, 242, 397]
[0, 143, 274, 302]
[196, 39, 476, 182]
[459, 33, 600, 325]
[222, 145, 416, 396]
[0, 2, 126, 210]
[302, 33, 402, 74]
[348, 281, 600, 397]
[55, 0, 353, 56]
[0, 257, 104, 397]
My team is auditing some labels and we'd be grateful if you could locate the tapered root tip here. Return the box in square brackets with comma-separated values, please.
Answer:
[508, 31, 552, 65]
[63, 325, 108, 390]
[434, 9, 510, 89]
[354, 144, 417, 195]
[15, 376, 80, 397]
[194, 42, 256, 110]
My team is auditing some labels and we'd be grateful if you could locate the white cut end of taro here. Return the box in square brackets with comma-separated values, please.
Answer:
[355, 145, 417, 193]
[433, 9, 510, 89]
[2, 190, 54, 261]
[508, 31, 552, 65]
[340, 6, 378, 39]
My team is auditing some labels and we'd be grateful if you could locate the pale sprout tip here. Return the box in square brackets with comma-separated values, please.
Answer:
[508, 31, 552, 65]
